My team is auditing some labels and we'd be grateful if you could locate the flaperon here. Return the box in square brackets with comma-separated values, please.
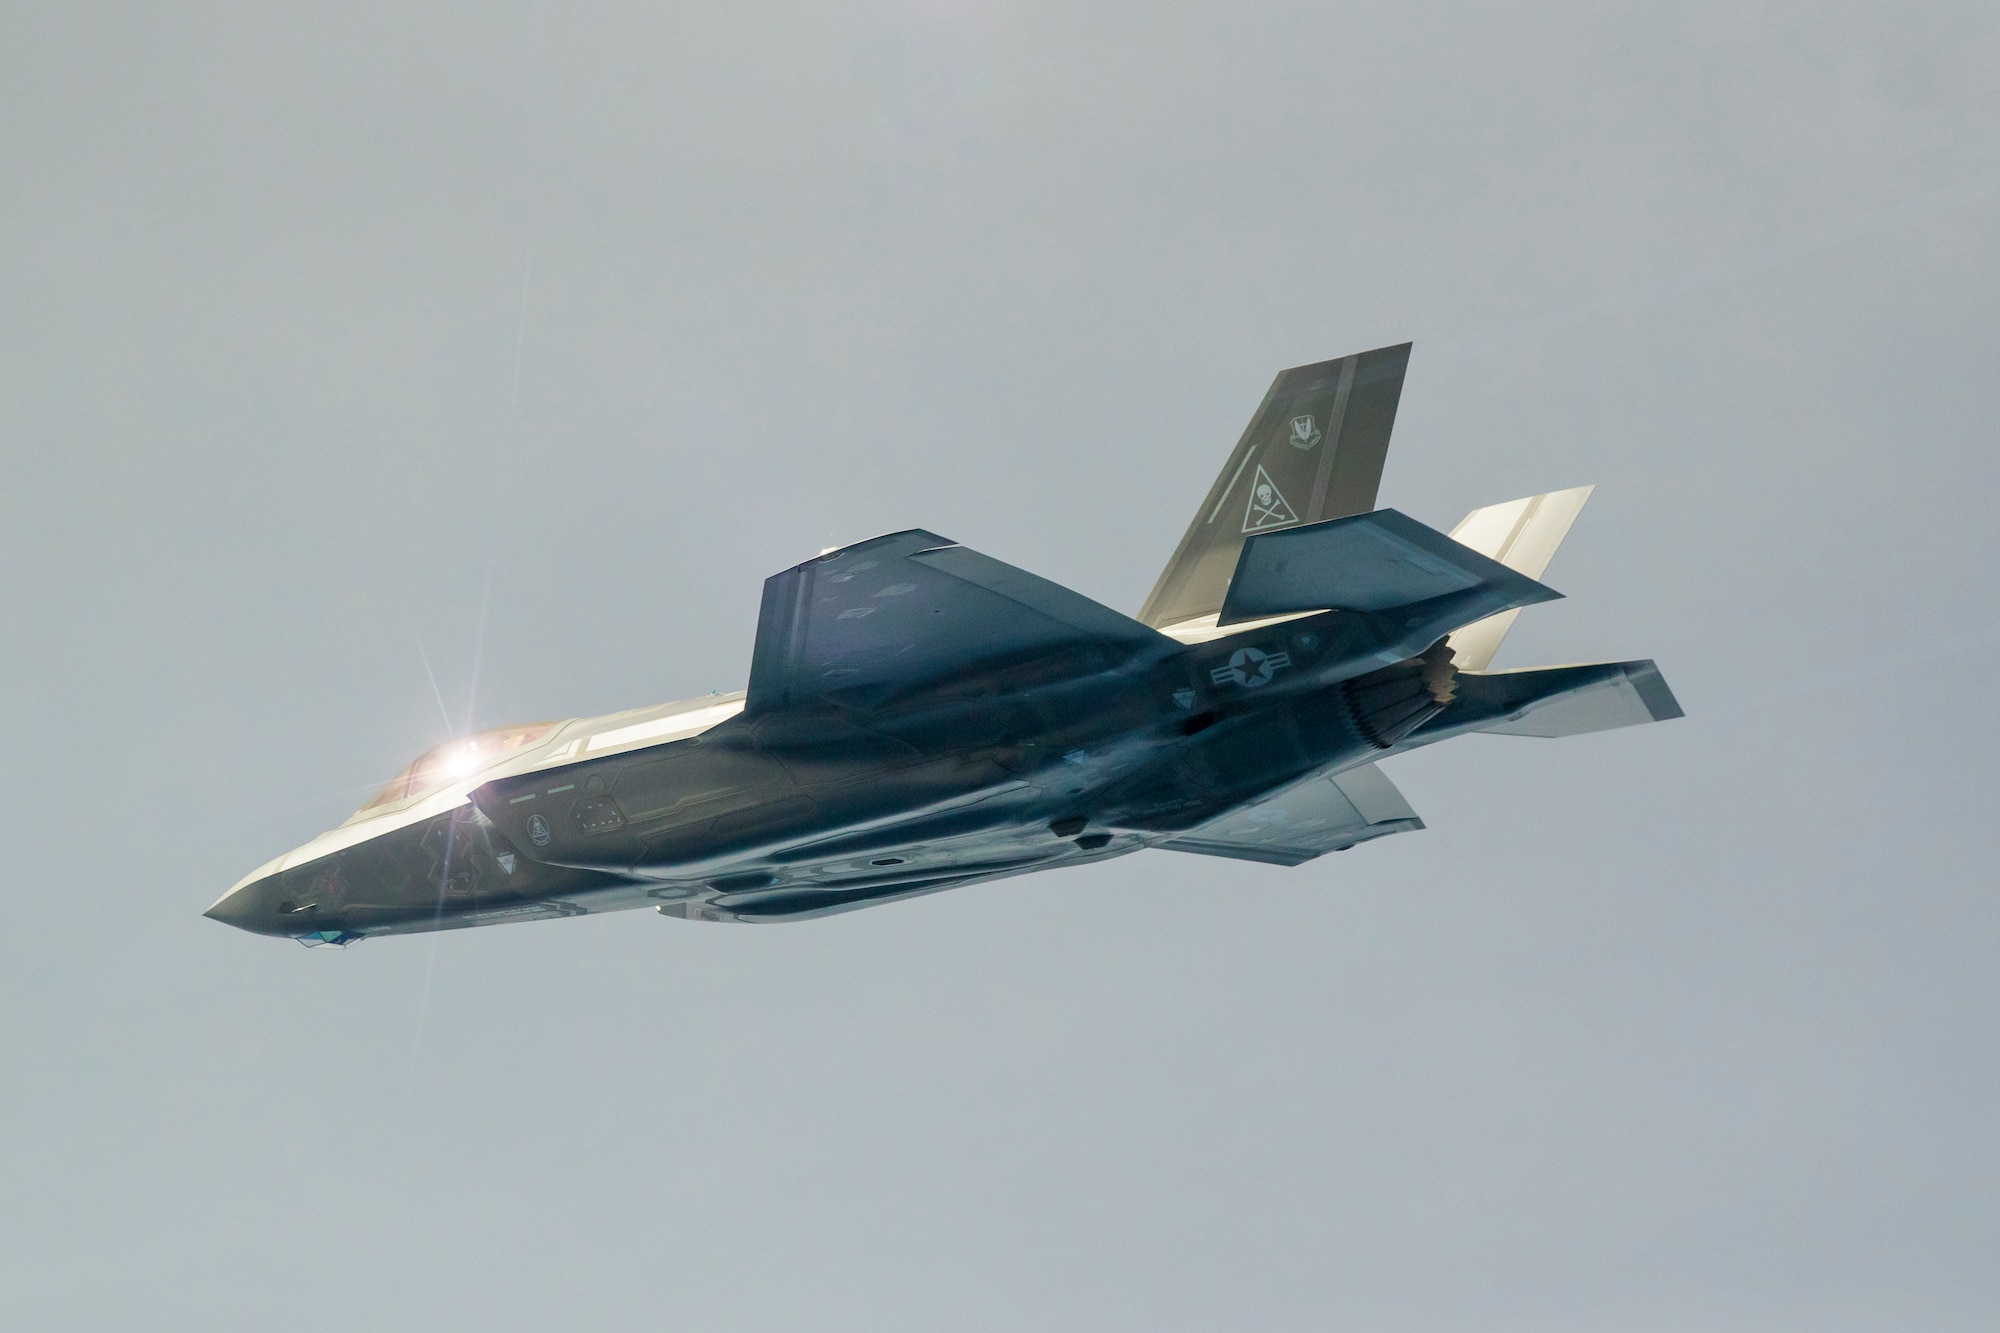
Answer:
[206, 343, 1681, 943]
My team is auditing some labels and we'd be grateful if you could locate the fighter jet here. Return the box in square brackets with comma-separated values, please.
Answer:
[205, 343, 1681, 944]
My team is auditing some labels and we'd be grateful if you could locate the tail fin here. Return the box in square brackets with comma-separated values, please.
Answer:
[1444, 485, 1593, 671]
[1139, 343, 1412, 631]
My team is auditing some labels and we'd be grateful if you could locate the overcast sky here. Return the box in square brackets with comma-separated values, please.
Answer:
[3, 3, 1998, 1329]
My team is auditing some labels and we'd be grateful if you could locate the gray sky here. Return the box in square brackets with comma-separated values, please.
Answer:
[3, 3, 1998, 1328]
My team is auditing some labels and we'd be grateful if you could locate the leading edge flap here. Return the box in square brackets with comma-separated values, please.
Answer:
[747, 530, 1171, 713]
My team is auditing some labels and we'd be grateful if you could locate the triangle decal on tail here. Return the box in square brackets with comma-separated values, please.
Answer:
[1242, 465, 1300, 533]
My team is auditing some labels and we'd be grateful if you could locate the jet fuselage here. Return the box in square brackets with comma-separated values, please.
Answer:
[206, 605, 1439, 938]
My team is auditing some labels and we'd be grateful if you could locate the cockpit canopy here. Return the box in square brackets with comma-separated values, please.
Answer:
[357, 722, 558, 815]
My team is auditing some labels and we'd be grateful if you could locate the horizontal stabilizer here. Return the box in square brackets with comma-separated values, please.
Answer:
[1407, 659, 1684, 746]
[1160, 762, 1423, 866]
[1445, 486, 1594, 671]
[1476, 660, 1683, 736]
[1218, 508, 1561, 627]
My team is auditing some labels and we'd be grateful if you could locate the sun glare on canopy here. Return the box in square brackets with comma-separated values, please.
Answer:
[357, 722, 557, 814]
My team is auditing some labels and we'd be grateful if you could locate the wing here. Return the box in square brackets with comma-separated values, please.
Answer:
[1159, 762, 1424, 866]
[1138, 343, 1413, 630]
[746, 529, 1172, 713]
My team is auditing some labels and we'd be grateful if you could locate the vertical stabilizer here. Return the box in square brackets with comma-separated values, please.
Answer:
[1444, 486, 1593, 671]
[1139, 343, 1412, 630]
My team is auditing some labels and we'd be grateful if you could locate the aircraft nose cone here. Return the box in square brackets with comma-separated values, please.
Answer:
[203, 882, 279, 935]
[205, 876, 359, 944]
[203, 888, 260, 928]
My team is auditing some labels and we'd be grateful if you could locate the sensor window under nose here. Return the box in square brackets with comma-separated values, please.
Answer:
[296, 930, 363, 948]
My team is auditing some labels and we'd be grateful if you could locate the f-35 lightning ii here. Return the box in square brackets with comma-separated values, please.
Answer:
[206, 343, 1681, 944]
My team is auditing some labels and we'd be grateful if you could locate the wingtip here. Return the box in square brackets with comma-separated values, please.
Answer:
[1627, 660, 1686, 722]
